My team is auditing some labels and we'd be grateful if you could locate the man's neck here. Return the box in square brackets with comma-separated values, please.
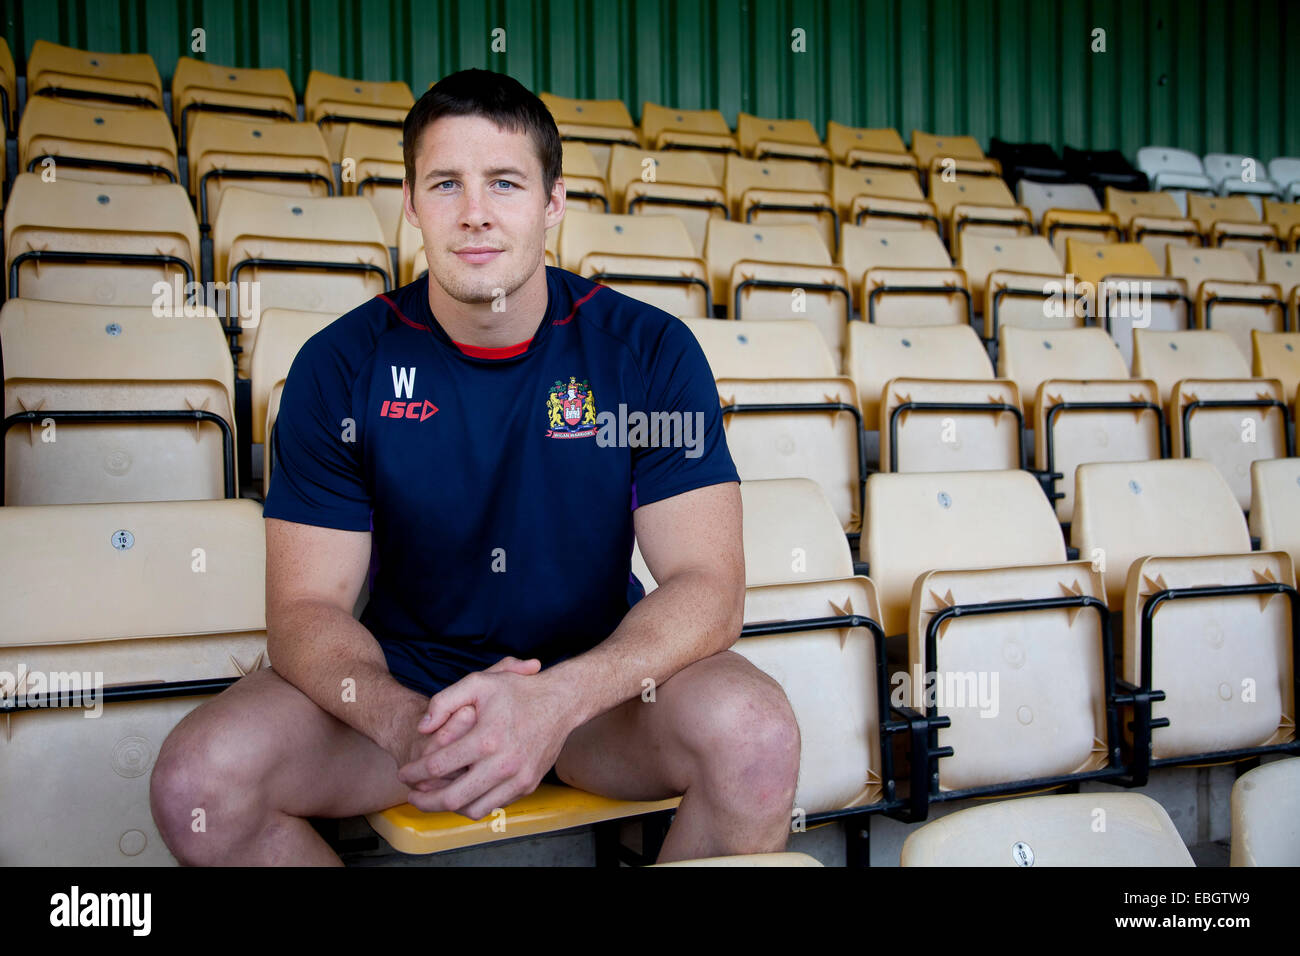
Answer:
[425, 264, 549, 348]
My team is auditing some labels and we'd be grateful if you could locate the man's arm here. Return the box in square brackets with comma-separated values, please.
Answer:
[265, 517, 432, 764]
[400, 480, 744, 816]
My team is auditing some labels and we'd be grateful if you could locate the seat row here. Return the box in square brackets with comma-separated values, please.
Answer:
[6, 465, 1293, 864]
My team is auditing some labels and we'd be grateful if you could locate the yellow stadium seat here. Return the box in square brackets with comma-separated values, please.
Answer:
[1263, 199, 1300, 250]
[558, 210, 709, 316]
[251, 308, 339, 486]
[1187, 194, 1280, 254]
[607, 145, 725, 254]
[559, 140, 610, 213]
[0, 36, 15, 135]
[652, 852, 824, 867]
[1, 300, 236, 505]
[724, 155, 837, 253]
[902, 793, 1193, 867]
[1167, 246, 1285, 361]
[910, 130, 984, 169]
[4, 173, 199, 306]
[539, 93, 638, 170]
[846, 322, 991, 421]
[1252, 330, 1300, 400]
[189, 115, 334, 230]
[171, 56, 296, 150]
[958, 235, 1061, 314]
[930, 173, 1030, 258]
[840, 225, 968, 326]
[1072, 459, 1294, 767]
[683, 318, 836, 379]
[1250, 459, 1300, 572]
[998, 326, 1162, 523]
[639, 102, 737, 172]
[866, 470, 1115, 798]
[1105, 187, 1201, 260]
[212, 187, 392, 376]
[341, 122, 406, 245]
[1065, 239, 1159, 286]
[736, 112, 829, 165]
[825, 121, 908, 169]
[703, 220, 848, 358]
[304, 70, 413, 162]
[0, 498, 267, 865]
[27, 39, 162, 109]
[397, 213, 428, 285]
[832, 164, 934, 232]
[18, 97, 178, 185]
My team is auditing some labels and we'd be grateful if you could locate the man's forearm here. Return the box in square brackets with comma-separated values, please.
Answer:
[541, 568, 743, 730]
[267, 600, 429, 760]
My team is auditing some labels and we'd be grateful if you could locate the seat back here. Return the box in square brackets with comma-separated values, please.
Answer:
[1230, 756, 1300, 866]
[250, 308, 339, 448]
[1017, 180, 1100, 225]
[171, 56, 296, 139]
[1, 300, 235, 505]
[1250, 458, 1300, 569]
[1064, 240, 1159, 287]
[826, 122, 906, 164]
[18, 96, 178, 185]
[1252, 331, 1300, 401]
[1072, 458, 1251, 610]
[341, 122, 406, 245]
[911, 131, 984, 168]
[959, 235, 1061, 311]
[683, 318, 835, 378]
[1105, 187, 1182, 228]
[0, 498, 267, 864]
[640, 103, 732, 145]
[27, 39, 162, 108]
[864, 469, 1065, 635]
[1132, 329, 1252, 404]
[704, 220, 831, 308]
[997, 326, 1128, 417]
[846, 323, 991, 422]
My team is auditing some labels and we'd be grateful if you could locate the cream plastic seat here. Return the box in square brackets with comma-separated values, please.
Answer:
[559, 140, 610, 213]
[1105, 187, 1202, 262]
[1252, 331, 1300, 407]
[901, 792, 1193, 866]
[0, 497, 267, 865]
[171, 56, 296, 150]
[1258, 251, 1300, 326]
[1017, 180, 1101, 226]
[1250, 458, 1300, 570]
[866, 469, 1112, 795]
[832, 164, 933, 231]
[999, 326, 1162, 523]
[983, 270, 1083, 340]
[1, 300, 236, 505]
[18, 96, 178, 185]
[27, 39, 162, 109]
[397, 213, 428, 285]
[718, 376, 863, 533]
[725, 155, 837, 252]
[682, 318, 836, 378]
[1069, 244, 1192, 370]
[1136, 146, 1214, 194]
[341, 123, 406, 246]
[0, 36, 15, 135]
[736, 113, 828, 166]
[640, 102, 737, 170]
[958, 234, 1061, 314]
[189, 115, 334, 229]
[839, 225, 968, 326]
[1187, 193, 1279, 254]
[539, 93, 638, 171]
[1133, 329, 1290, 509]
[559, 210, 709, 316]
[212, 187, 391, 376]
[846, 323, 992, 420]
[1072, 459, 1294, 763]
[1230, 757, 1300, 866]
[826, 122, 909, 176]
[930, 174, 1030, 258]
[304, 70, 413, 161]
[1264, 199, 1300, 250]
[703, 220, 848, 358]
[632, 476, 853, 594]
[1167, 246, 1285, 362]
[910, 130, 985, 170]
[250, 308, 340, 487]
[608, 145, 725, 254]
[4, 173, 199, 306]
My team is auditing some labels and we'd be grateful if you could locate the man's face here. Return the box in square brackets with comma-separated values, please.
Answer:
[403, 114, 564, 305]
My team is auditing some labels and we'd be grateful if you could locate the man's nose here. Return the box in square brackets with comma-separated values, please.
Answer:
[460, 185, 492, 229]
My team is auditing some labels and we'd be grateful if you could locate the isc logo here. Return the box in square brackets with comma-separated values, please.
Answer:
[380, 399, 439, 421]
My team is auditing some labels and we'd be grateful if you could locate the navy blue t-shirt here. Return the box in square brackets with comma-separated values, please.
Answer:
[263, 267, 740, 697]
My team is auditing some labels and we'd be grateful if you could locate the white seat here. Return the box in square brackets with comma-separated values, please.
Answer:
[1135, 146, 1214, 194]
[1267, 157, 1300, 202]
[1203, 153, 1278, 200]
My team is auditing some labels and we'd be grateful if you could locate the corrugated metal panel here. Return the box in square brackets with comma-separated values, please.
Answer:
[3, 0, 1295, 158]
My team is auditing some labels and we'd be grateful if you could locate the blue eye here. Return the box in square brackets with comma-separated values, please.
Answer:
[435, 181, 456, 190]
[495, 180, 515, 190]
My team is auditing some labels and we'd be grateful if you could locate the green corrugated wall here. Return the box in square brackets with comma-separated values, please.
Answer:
[3, 0, 1295, 159]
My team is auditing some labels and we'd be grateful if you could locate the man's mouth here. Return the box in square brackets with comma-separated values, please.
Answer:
[454, 246, 505, 264]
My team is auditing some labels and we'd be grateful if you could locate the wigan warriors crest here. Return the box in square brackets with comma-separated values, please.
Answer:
[545, 375, 597, 438]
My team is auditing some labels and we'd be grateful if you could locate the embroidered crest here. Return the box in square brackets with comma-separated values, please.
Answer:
[546, 376, 597, 438]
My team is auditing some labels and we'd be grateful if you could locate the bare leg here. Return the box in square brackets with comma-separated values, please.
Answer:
[551, 649, 801, 863]
[150, 667, 411, 866]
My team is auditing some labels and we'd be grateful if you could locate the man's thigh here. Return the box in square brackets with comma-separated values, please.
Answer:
[550, 649, 781, 801]
[160, 666, 411, 819]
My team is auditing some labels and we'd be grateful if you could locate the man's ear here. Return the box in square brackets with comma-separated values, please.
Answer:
[402, 179, 420, 229]
[544, 177, 566, 230]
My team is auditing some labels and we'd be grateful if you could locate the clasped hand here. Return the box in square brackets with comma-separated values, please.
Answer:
[396, 656, 574, 821]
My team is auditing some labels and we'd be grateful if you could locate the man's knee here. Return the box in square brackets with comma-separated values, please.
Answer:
[673, 653, 801, 804]
[150, 710, 270, 864]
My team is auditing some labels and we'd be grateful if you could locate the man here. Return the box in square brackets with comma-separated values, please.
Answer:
[150, 69, 800, 866]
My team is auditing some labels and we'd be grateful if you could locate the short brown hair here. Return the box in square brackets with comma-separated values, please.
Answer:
[403, 69, 563, 195]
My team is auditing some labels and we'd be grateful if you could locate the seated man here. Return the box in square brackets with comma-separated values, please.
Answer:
[150, 68, 800, 866]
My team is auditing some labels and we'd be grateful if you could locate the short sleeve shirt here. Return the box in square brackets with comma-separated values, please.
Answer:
[263, 267, 740, 696]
